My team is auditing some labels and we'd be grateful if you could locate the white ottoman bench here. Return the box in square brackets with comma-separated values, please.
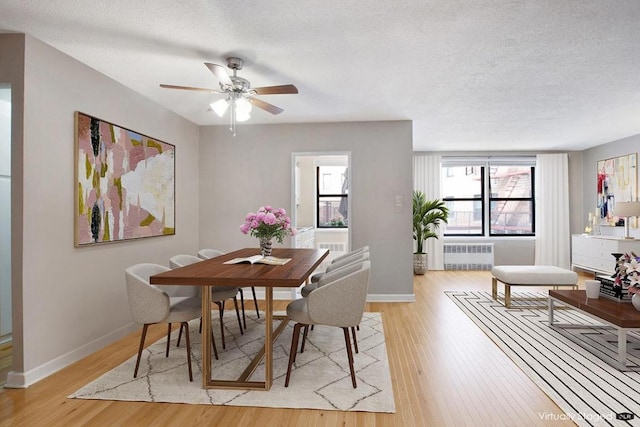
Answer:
[491, 265, 578, 308]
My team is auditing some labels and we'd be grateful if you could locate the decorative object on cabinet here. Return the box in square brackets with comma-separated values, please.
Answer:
[74, 112, 175, 246]
[596, 153, 637, 227]
[614, 202, 640, 239]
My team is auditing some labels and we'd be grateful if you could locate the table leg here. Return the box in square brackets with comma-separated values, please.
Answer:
[202, 285, 212, 388]
[618, 328, 628, 368]
[548, 297, 554, 325]
[265, 287, 273, 390]
[202, 286, 287, 389]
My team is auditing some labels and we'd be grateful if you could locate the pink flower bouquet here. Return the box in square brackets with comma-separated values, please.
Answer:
[240, 205, 297, 243]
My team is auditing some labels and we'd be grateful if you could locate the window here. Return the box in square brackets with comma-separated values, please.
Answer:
[442, 166, 484, 235]
[442, 159, 535, 236]
[489, 166, 534, 235]
[317, 165, 348, 228]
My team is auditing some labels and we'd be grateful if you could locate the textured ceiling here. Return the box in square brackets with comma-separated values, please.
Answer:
[1, 0, 640, 151]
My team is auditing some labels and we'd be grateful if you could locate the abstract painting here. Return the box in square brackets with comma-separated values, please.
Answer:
[597, 153, 637, 226]
[75, 112, 175, 246]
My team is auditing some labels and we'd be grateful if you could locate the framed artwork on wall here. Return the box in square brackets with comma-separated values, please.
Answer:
[74, 112, 175, 246]
[597, 153, 637, 227]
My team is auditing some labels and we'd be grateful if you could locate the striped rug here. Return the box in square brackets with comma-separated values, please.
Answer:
[446, 291, 640, 426]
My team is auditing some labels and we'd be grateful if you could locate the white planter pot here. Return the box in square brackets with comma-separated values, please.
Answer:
[413, 253, 428, 275]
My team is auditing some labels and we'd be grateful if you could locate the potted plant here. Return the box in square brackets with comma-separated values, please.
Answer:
[413, 191, 449, 275]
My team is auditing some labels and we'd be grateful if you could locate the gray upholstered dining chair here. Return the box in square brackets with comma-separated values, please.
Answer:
[302, 250, 370, 297]
[308, 246, 370, 284]
[298, 256, 370, 352]
[125, 263, 202, 381]
[198, 248, 260, 329]
[170, 254, 243, 350]
[284, 260, 371, 388]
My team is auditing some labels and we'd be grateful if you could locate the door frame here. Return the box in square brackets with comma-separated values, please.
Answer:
[290, 151, 352, 252]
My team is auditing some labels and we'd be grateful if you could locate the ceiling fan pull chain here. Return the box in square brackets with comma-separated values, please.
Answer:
[231, 102, 236, 137]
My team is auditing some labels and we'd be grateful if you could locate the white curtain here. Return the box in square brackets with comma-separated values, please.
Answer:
[535, 153, 571, 268]
[413, 154, 445, 270]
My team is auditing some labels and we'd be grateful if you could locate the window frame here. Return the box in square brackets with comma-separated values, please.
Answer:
[316, 165, 348, 229]
[442, 167, 485, 237]
[488, 166, 535, 236]
[441, 159, 536, 237]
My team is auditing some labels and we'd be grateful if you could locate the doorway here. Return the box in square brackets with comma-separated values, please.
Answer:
[0, 85, 11, 386]
[291, 152, 351, 267]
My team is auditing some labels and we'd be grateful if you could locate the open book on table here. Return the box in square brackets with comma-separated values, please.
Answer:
[223, 255, 291, 266]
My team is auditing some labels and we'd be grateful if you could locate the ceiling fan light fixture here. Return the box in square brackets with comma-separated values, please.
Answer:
[236, 111, 251, 122]
[161, 57, 298, 136]
[210, 98, 229, 117]
[235, 97, 252, 115]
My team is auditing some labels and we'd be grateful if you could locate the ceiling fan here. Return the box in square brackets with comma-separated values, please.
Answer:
[160, 57, 298, 135]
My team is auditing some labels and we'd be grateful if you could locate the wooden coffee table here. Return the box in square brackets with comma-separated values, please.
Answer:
[548, 290, 640, 371]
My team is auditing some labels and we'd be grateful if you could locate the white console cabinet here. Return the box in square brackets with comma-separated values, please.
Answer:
[571, 234, 640, 275]
[294, 227, 315, 249]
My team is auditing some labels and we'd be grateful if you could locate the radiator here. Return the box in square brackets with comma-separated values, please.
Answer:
[443, 243, 494, 271]
[318, 242, 347, 253]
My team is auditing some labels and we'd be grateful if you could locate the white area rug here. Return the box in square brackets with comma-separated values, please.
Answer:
[446, 291, 640, 427]
[69, 311, 395, 413]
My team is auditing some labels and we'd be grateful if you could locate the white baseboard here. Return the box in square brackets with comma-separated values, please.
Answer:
[5, 323, 139, 388]
[252, 289, 416, 303]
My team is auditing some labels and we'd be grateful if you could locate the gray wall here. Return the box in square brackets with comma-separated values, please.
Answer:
[4, 34, 201, 387]
[198, 121, 414, 299]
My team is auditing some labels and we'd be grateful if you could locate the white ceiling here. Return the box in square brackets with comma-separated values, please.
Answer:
[1, 0, 640, 151]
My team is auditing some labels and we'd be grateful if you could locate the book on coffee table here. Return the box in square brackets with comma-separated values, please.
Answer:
[223, 255, 291, 266]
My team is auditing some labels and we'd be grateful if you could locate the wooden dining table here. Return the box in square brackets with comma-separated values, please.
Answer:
[149, 247, 328, 390]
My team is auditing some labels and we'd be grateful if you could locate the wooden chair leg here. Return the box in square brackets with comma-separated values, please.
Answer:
[300, 325, 309, 353]
[216, 301, 226, 349]
[239, 288, 247, 329]
[183, 322, 193, 381]
[285, 323, 303, 387]
[251, 286, 260, 318]
[343, 327, 357, 388]
[166, 323, 172, 357]
[211, 329, 219, 360]
[177, 323, 184, 347]
[351, 326, 359, 354]
[233, 297, 244, 335]
[134, 324, 149, 378]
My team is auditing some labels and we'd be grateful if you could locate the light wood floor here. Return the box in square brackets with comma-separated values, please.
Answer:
[0, 271, 581, 426]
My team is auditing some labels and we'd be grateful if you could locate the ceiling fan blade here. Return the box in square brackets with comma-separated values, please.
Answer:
[204, 62, 233, 87]
[248, 97, 284, 115]
[252, 84, 299, 95]
[159, 84, 224, 93]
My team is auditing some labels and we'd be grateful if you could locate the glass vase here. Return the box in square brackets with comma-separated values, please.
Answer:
[259, 237, 273, 257]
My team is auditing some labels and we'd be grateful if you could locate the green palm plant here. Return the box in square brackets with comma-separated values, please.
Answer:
[413, 191, 449, 254]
